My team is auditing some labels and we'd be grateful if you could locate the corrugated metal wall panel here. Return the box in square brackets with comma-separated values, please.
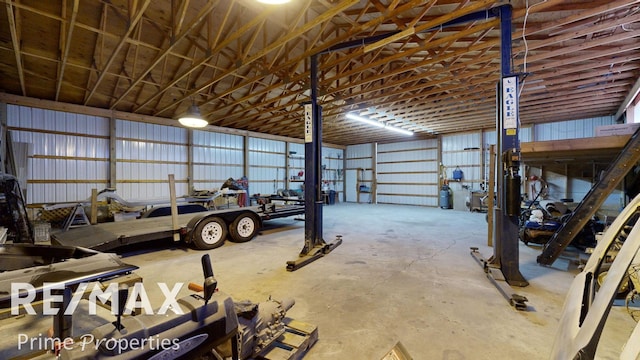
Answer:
[520, 126, 533, 142]
[346, 143, 372, 159]
[247, 137, 286, 195]
[289, 143, 305, 154]
[535, 116, 614, 141]
[441, 132, 482, 187]
[192, 130, 244, 190]
[377, 172, 438, 183]
[346, 144, 374, 203]
[9, 101, 618, 212]
[322, 146, 344, 198]
[116, 119, 188, 200]
[377, 183, 432, 195]
[376, 139, 438, 206]
[287, 143, 306, 192]
[376, 194, 436, 206]
[7, 105, 111, 204]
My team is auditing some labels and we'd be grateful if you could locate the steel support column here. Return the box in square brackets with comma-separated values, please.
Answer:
[488, 4, 528, 287]
[286, 54, 342, 271]
[469, 4, 529, 310]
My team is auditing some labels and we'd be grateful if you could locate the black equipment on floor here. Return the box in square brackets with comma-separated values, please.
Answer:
[0, 174, 33, 243]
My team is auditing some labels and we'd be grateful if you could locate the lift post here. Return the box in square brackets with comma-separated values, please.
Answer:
[468, 4, 529, 310]
[286, 54, 342, 271]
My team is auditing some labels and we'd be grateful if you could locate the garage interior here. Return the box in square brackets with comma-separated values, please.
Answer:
[1, 0, 640, 359]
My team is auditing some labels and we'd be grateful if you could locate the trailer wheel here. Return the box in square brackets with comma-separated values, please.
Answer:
[229, 213, 260, 243]
[192, 217, 227, 250]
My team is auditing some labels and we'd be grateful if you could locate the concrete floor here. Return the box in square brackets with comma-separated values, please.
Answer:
[3, 203, 638, 359]
[121, 203, 636, 359]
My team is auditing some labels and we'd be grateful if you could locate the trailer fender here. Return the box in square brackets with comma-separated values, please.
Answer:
[184, 213, 213, 244]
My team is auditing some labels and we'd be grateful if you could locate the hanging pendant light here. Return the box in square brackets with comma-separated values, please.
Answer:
[178, 102, 208, 128]
[257, 0, 291, 4]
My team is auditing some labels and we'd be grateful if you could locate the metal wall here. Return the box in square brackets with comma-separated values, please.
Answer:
[344, 116, 617, 208]
[322, 146, 344, 200]
[534, 116, 614, 141]
[6, 103, 348, 206]
[5, 101, 619, 208]
[246, 139, 344, 197]
[287, 142, 305, 194]
[116, 120, 188, 199]
[7, 105, 110, 204]
[345, 143, 374, 203]
[248, 137, 286, 196]
[192, 130, 244, 191]
[441, 132, 483, 186]
[377, 139, 439, 206]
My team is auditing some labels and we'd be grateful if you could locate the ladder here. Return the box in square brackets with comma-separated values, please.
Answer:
[537, 127, 640, 265]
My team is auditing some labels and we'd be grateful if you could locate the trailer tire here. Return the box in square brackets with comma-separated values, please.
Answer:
[229, 213, 260, 243]
[192, 217, 227, 250]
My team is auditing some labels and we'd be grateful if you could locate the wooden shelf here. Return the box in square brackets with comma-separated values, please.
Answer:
[520, 135, 630, 176]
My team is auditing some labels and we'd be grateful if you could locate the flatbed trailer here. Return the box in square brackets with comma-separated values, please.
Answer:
[51, 204, 304, 251]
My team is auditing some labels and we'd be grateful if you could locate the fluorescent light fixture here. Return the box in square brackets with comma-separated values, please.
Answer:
[178, 104, 208, 128]
[346, 113, 413, 136]
[346, 113, 385, 128]
[385, 125, 414, 136]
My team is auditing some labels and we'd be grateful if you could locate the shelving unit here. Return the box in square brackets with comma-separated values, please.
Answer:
[283, 150, 345, 203]
[287, 155, 305, 194]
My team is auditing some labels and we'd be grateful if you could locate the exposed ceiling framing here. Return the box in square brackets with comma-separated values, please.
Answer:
[1, 0, 639, 145]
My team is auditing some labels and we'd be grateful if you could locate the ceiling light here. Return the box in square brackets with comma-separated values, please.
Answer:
[256, 0, 291, 4]
[346, 113, 385, 128]
[385, 125, 413, 136]
[346, 113, 413, 136]
[178, 104, 208, 128]
[367, 107, 427, 134]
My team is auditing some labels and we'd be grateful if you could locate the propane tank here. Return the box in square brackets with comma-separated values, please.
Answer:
[440, 184, 452, 209]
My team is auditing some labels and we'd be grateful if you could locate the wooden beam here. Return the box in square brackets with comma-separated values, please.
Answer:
[84, 0, 151, 105]
[154, 0, 359, 117]
[55, 0, 79, 101]
[5, 1, 26, 95]
[523, 0, 640, 37]
[521, 135, 630, 155]
[135, 2, 276, 113]
[110, 0, 217, 109]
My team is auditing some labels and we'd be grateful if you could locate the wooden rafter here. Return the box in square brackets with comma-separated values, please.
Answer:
[5, 0, 25, 95]
[1, 0, 640, 144]
[83, 0, 151, 105]
[109, 0, 217, 109]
